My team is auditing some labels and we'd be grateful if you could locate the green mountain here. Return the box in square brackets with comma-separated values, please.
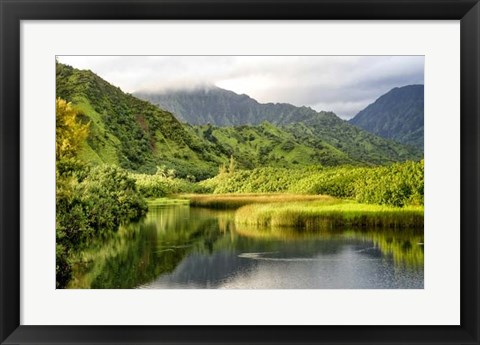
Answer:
[135, 87, 321, 126]
[56, 63, 224, 179]
[136, 86, 422, 164]
[192, 122, 354, 168]
[349, 85, 424, 150]
[57, 63, 422, 180]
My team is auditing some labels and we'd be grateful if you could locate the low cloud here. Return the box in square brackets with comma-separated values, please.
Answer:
[58, 55, 424, 119]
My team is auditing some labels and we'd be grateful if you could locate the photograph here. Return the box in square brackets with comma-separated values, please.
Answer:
[55, 55, 425, 289]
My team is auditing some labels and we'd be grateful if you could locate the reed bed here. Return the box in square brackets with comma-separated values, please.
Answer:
[179, 193, 335, 209]
[147, 198, 190, 206]
[235, 201, 424, 230]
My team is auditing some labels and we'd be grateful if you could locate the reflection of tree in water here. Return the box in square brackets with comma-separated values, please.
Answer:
[69, 206, 223, 288]
[235, 224, 423, 268]
[344, 229, 423, 269]
[68, 205, 423, 288]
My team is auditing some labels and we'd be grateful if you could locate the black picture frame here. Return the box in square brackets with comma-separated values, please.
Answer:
[1, 0, 479, 344]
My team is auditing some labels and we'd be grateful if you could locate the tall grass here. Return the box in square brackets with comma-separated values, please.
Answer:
[181, 193, 335, 209]
[235, 201, 424, 230]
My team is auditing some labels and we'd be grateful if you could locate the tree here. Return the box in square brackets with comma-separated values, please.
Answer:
[156, 165, 168, 177]
[218, 163, 227, 175]
[228, 155, 236, 175]
[56, 98, 89, 160]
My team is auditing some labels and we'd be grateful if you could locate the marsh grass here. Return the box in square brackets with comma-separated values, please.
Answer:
[235, 201, 424, 230]
[147, 198, 190, 206]
[180, 193, 335, 209]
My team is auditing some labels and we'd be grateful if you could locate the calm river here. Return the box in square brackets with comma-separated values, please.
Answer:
[69, 203, 424, 289]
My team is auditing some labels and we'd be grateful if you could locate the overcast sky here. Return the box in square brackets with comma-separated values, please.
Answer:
[58, 55, 424, 119]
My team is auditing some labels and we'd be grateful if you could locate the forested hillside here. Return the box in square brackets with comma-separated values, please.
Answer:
[135, 86, 321, 126]
[349, 85, 424, 150]
[136, 86, 422, 165]
[57, 63, 225, 179]
[57, 63, 422, 179]
[56, 59, 425, 289]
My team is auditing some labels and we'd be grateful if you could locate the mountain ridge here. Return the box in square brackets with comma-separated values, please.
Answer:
[57, 63, 422, 180]
[349, 84, 424, 150]
[135, 85, 422, 164]
[134, 86, 338, 126]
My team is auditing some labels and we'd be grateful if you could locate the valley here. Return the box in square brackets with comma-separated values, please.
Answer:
[55, 59, 424, 289]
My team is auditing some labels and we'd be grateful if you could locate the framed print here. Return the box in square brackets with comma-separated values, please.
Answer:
[1, 0, 479, 344]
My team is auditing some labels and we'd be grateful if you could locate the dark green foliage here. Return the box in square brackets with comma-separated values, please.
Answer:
[133, 173, 209, 198]
[56, 163, 148, 288]
[56, 243, 72, 289]
[349, 85, 424, 150]
[202, 160, 424, 207]
[79, 166, 148, 229]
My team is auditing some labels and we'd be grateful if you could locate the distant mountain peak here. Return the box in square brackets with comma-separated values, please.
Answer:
[349, 84, 424, 150]
[57, 62, 422, 175]
[135, 85, 421, 164]
[134, 86, 323, 127]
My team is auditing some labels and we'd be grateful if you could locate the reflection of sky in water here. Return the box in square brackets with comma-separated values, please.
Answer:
[140, 240, 423, 289]
[71, 204, 424, 289]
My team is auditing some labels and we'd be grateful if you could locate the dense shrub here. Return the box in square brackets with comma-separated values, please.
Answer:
[354, 160, 424, 206]
[200, 167, 319, 194]
[289, 167, 368, 197]
[200, 161, 423, 207]
[56, 163, 148, 288]
[132, 172, 208, 198]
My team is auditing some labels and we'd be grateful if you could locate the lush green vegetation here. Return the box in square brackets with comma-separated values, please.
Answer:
[132, 170, 205, 198]
[183, 193, 335, 209]
[136, 86, 422, 163]
[56, 62, 424, 288]
[141, 86, 422, 166]
[200, 160, 423, 207]
[235, 201, 423, 230]
[56, 99, 147, 288]
[56, 62, 223, 178]
[58, 62, 421, 179]
[192, 122, 356, 167]
[68, 203, 423, 288]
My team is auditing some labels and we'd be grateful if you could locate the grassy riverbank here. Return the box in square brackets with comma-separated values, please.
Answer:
[180, 193, 335, 209]
[147, 198, 190, 206]
[174, 193, 424, 230]
[234, 200, 423, 229]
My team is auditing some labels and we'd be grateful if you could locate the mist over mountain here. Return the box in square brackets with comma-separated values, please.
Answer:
[57, 63, 422, 180]
[134, 87, 326, 126]
[349, 85, 424, 150]
[135, 86, 422, 164]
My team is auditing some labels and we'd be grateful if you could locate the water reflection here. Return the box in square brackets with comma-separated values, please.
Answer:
[68, 203, 424, 289]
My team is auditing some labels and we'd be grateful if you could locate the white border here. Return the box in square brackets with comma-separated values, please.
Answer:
[21, 21, 460, 325]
